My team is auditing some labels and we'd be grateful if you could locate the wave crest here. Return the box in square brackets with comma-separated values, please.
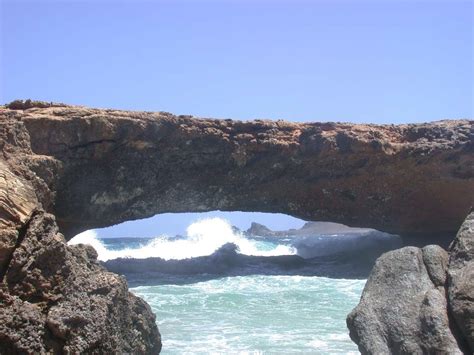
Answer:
[68, 217, 296, 261]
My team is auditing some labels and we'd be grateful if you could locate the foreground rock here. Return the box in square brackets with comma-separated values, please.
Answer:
[0, 103, 162, 353]
[0, 211, 161, 353]
[347, 211, 474, 354]
[448, 211, 474, 350]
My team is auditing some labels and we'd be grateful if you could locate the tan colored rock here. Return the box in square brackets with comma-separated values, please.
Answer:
[0, 102, 162, 353]
[0, 104, 471, 240]
[0, 161, 38, 228]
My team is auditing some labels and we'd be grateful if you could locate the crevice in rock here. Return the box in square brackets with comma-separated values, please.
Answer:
[67, 139, 117, 151]
[0, 209, 40, 282]
[49, 139, 118, 155]
[43, 321, 66, 353]
[445, 275, 472, 354]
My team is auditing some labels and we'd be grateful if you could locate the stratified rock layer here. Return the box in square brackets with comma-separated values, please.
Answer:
[347, 211, 474, 354]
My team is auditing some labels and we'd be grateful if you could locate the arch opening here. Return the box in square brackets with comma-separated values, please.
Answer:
[68, 211, 400, 353]
[68, 210, 402, 285]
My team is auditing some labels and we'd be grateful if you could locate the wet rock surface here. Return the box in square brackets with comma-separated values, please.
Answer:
[347, 212, 474, 354]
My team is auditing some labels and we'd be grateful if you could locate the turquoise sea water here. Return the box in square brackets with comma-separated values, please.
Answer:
[132, 276, 365, 354]
[70, 218, 367, 354]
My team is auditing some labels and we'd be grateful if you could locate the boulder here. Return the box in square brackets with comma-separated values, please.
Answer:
[0, 211, 162, 354]
[448, 211, 474, 352]
[347, 245, 462, 354]
[347, 212, 474, 354]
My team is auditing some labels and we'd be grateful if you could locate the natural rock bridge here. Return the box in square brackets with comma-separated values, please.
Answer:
[3, 102, 473, 241]
[1, 101, 473, 353]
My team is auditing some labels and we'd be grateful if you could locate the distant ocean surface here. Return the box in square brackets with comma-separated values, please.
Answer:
[70, 218, 366, 354]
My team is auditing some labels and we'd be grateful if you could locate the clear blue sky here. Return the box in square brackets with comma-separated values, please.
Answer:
[1, 0, 472, 123]
[1, 0, 472, 237]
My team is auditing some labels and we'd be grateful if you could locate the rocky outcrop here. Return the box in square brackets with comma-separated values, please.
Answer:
[245, 221, 402, 261]
[0, 211, 161, 354]
[246, 221, 387, 237]
[347, 211, 474, 354]
[0, 102, 162, 353]
[1, 101, 472, 242]
[1, 100, 472, 352]
[448, 211, 474, 350]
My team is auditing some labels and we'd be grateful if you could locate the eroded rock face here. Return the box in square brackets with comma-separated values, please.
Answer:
[1, 101, 472, 353]
[0, 103, 162, 353]
[0, 103, 471, 241]
[0, 211, 161, 354]
[347, 246, 461, 354]
[347, 212, 474, 354]
[448, 211, 474, 351]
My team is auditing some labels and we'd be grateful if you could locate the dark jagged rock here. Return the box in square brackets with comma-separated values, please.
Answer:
[347, 212, 474, 354]
[246, 222, 277, 237]
[0, 210, 161, 354]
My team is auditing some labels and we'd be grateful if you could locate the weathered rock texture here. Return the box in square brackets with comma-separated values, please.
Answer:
[1, 101, 162, 353]
[1, 102, 472, 241]
[448, 211, 474, 351]
[347, 211, 474, 354]
[0, 100, 473, 352]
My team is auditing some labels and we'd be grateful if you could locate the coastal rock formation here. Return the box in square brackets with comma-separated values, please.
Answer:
[245, 221, 402, 261]
[0, 211, 161, 353]
[347, 211, 474, 354]
[0, 102, 162, 353]
[1, 100, 473, 352]
[1, 101, 472, 243]
[448, 211, 474, 350]
[246, 221, 379, 237]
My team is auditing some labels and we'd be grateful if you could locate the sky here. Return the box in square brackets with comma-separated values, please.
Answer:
[95, 212, 306, 238]
[1, 0, 472, 237]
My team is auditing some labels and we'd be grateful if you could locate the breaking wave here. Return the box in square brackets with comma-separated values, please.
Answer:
[68, 217, 296, 262]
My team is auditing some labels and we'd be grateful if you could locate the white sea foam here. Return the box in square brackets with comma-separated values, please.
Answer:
[132, 275, 366, 353]
[68, 217, 296, 261]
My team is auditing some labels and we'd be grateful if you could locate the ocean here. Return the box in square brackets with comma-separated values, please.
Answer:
[69, 218, 367, 354]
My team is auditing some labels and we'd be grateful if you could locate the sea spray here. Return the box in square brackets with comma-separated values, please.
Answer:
[69, 217, 296, 261]
[68, 219, 371, 353]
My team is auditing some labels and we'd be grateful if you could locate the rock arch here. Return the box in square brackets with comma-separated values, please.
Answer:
[2, 103, 473, 241]
[1, 101, 473, 353]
